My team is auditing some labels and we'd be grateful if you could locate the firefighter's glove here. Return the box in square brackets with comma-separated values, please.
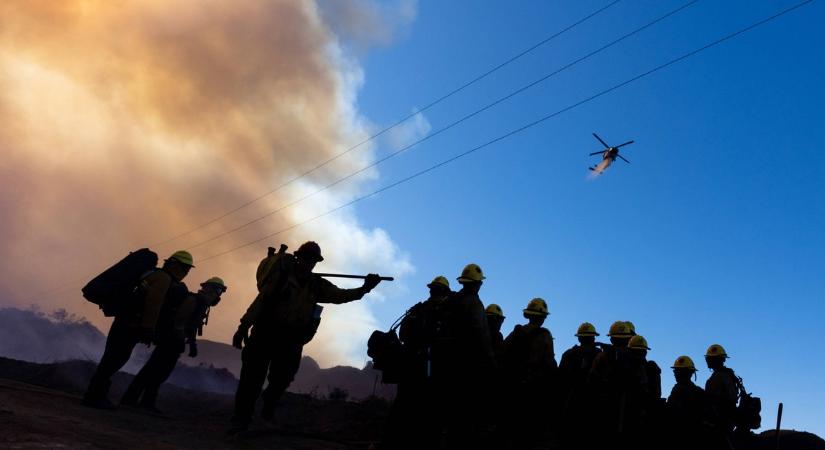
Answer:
[188, 341, 198, 358]
[137, 327, 155, 346]
[232, 323, 250, 349]
[362, 273, 381, 293]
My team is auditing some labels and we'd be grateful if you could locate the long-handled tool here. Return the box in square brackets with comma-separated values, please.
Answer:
[267, 244, 394, 281]
[315, 273, 394, 281]
[775, 402, 783, 450]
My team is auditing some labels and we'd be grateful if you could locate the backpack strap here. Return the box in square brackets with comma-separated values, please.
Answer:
[389, 305, 417, 332]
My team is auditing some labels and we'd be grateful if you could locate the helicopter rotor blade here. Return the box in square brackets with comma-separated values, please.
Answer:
[589, 151, 604, 156]
[615, 140, 635, 148]
[592, 133, 610, 149]
[618, 154, 631, 163]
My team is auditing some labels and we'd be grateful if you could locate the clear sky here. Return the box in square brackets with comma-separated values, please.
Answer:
[347, 0, 824, 436]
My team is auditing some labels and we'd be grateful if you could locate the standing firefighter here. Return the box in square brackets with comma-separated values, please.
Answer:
[381, 275, 453, 450]
[625, 335, 663, 449]
[704, 344, 739, 442]
[435, 263, 495, 449]
[589, 320, 635, 446]
[501, 298, 556, 448]
[484, 304, 506, 365]
[120, 277, 227, 412]
[229, 242, 382, 432]
[83, 250, 194, 409]
[558, 322, 602, 445]
[666, 356, 711, 450]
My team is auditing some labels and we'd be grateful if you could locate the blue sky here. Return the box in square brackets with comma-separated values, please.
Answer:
[346, 0, 824, 435]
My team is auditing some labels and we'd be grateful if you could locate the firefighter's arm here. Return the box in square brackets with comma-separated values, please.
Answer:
[542, 330, 557, 368]
[139, 271, 172, 329]
[469, 299, 496, 368]
[240, 293, 264, 327]
[232, 294, 263, 349]
[315, 276, 376, 304]
[177, 295, 196, 336]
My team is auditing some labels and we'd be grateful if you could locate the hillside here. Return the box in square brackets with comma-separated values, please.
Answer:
[0, 307, 395, 399]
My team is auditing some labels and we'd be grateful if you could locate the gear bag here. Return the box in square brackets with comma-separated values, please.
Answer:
[256, 244, 292, 292]
[367, 310, 410, 384]
[735, 376, 761, 430]
[81, 248, 158, 317]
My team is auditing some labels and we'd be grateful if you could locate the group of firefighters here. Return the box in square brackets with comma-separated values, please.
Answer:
[380, 264, 753, 450]
[81, 243, 755, 449]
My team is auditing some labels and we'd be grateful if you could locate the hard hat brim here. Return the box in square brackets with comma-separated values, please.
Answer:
[457, 276, 484, 283]
[296, 254, 324, 262]
[522, 309, 548, 317]
[167, 258, 195, 268]
[575, 332, 599, 337]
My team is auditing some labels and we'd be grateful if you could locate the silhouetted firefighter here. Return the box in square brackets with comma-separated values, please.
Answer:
[484, 304, 506, 366]
[380, 276, 453, 450]
[120, 277, 227, 412]
[83, 250, 194, 409]
[437, 264, 496, 449]
[588, 320, 634, 447]
[228, 242, 382, 433]
[666, 355, 712, 450]
[624, 334, 663, 450]
[558, 322, 602, 447]
[501, 297, 557, 449]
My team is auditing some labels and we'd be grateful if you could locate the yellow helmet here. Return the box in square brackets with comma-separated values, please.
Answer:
[485, 304, 505, 318]
[427, 276, 450, 290]
[607, 321, 632, 338]
[705, 344, 728, 358]
[625, 321, 637, 336]
[523, 298, 549, 316]
[457, 263, 486, 283]
[168, 250, 195, 267]
[671, 355, 697, 371]
[628, 335, 650, 350]
[575, 322, 599, 337]
[202, 277, 227, 292]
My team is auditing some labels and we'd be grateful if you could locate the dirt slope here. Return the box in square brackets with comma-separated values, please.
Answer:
[0, 377, 391, 449]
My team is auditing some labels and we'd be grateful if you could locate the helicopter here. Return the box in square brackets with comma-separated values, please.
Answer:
[588, 133, 634, 174]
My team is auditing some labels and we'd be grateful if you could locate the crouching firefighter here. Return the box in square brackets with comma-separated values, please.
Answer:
[229, 242, 382, 432]
[120, 277, 227, 412]
[83, 250, 194, 409]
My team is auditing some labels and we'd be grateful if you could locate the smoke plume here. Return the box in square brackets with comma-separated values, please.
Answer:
[0, 0, 416, 366]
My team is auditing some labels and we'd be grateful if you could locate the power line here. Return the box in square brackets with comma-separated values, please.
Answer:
[196, 0, 813, 264]
[149, 0, 623, 248]
[185, 0, 698, 252]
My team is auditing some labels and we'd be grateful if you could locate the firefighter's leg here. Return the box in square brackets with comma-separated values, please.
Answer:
[84, 319, 139, 407]
[260, 342, 303, 419]
[139, 343, 181, 409]
[230, 341, 270, 428]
